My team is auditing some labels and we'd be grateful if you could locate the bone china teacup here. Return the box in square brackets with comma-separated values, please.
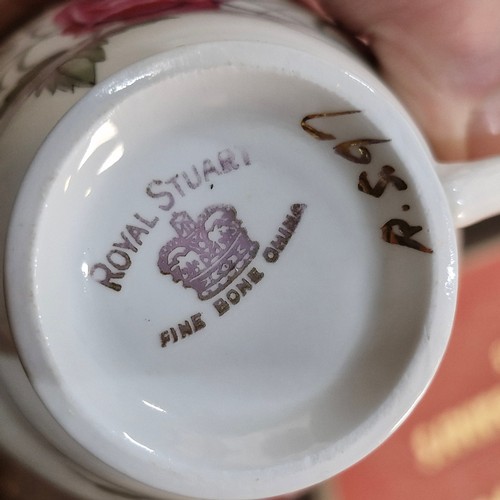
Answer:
[1, 1, 500, 499]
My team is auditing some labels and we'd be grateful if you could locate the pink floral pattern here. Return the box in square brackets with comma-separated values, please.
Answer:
[55, 0, 220, 34]
[0, 0, 321, 126]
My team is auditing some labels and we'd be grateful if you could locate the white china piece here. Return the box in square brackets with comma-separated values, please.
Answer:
[1, 1, 500, 499]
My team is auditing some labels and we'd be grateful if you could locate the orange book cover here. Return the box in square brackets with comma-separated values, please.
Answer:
[336, 241, 500, 500]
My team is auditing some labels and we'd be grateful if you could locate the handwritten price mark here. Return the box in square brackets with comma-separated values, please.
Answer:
[358, 165, 408, 198]
[301, 110, 361, 140]
[381, 219, 433, 254]
[301, 110, 433, 254]
[334, 138, 391, 164]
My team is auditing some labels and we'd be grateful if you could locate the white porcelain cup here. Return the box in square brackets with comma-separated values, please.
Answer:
[1, 2, 500, 499]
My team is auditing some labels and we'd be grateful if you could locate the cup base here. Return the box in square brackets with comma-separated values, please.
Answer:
[5, 40, 455, 499]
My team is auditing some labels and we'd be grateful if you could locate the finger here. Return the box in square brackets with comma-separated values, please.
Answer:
[304, 0, 500, 161]
[0, 0, 61, 38]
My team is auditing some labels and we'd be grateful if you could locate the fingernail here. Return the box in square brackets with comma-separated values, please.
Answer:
[468, 89, 500, 159]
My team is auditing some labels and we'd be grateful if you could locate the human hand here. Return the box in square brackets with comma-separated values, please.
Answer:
[0, 0, 61, 39]
[301, 0, 500, 162]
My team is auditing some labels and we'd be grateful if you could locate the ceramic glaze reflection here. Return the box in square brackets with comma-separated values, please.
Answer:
[9, 52, 447, 499]
[0, 2, 482, 498]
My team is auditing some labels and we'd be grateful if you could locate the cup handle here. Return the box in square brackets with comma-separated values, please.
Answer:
[436, 157, 500, 229]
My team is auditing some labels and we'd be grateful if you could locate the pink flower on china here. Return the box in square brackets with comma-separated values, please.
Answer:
[55, 0, 220, 34]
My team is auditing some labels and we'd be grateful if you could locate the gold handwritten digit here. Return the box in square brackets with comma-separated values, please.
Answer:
[358, 165, 408, 197]
[300, 110, 361, 140]
[334, 138, 391, 164]
[381, 219, 433, 253]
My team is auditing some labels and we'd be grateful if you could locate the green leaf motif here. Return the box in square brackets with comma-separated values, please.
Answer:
[0, 41, 107, 122]
[41, 45, 106, 95]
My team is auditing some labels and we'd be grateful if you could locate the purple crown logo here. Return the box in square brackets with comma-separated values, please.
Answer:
[158, 205, 259, 300]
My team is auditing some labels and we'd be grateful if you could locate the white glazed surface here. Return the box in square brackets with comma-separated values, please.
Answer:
[5, 35, 457, 500]
[0, 7, 371, 498]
